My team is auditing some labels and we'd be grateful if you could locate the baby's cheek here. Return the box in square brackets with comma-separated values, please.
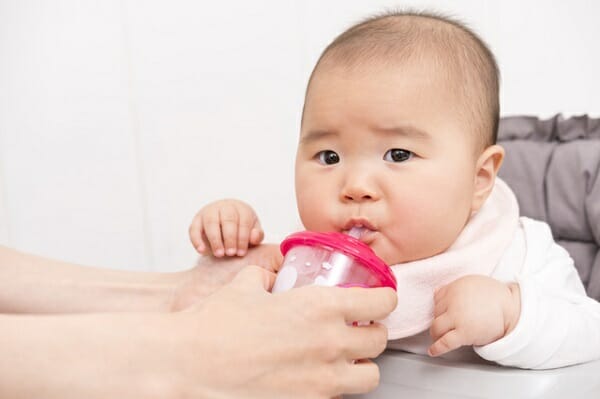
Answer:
[382, 225, 427, 264]
[300, 211, 329, 231]
[297, 201, 317, 228]
[295, 178, 338, 231]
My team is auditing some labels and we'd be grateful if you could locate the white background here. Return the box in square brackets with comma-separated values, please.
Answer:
[1, 0, 598, 271]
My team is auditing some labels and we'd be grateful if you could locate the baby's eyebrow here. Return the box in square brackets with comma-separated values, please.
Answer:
[300, 126, 431, 144]
[299, 130, 338, 145]
[375, 125, 432, 141]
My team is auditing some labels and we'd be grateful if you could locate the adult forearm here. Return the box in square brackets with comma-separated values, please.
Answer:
[0, 313, 177, 399]
[0, 245, 182, 313]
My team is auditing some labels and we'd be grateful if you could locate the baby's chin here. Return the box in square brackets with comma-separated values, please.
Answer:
[372, 232, 457, 266]
[371, 246, 405, 266]
[380, 254, 409, 266]
[376, 245, 444, 266]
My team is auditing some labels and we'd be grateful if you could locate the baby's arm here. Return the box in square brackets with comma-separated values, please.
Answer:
[429, 218, 600, 369]
[189, 199, 264, 257]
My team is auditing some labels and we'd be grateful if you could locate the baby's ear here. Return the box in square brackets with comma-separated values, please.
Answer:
[471, 144, 505, 213]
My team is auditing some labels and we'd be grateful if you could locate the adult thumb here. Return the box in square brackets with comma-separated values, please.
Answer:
[232, 265, 277, 293]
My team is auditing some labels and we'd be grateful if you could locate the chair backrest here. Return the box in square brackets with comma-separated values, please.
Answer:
[497, 114, 600, 300]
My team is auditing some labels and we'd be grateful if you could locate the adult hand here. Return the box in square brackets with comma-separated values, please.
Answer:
[185, 266, 397, 398]
[171, 243, 283, 311]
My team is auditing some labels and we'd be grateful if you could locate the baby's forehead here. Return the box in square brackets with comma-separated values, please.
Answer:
[302, 59, 481, 152]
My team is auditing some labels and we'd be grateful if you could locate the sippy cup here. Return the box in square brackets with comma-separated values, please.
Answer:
[272, 228, 397, 293]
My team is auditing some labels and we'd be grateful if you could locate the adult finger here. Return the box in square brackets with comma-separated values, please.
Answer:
[428, 329, 464, 357]
[336, 359, 381, 395]
[343, 322, 389, 360]
[334, 287, 398, 322]
[231, 265, 277, 293]
[219, 205, 239, 256]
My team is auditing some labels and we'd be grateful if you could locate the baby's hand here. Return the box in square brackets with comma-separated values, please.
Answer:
[189, 199, 264, 257]
[428, 275, 521, 357]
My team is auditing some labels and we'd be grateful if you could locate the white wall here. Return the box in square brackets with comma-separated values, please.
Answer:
[1, 0, 599, 271]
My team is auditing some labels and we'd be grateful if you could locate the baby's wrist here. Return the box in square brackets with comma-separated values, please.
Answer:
[502, 282, 521, 336]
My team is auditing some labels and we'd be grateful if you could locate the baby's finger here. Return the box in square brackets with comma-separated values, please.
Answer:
[236, 228, 250, 256]
[236, 213, 255, 257]
[189, 214, 205, 253]
[428, 329, 464, 357]
[219, 206, 240, 257]
[429, 312, 454, 342]
[203, 214, 225, 257]
[249, 220, 265, 245]
[433, 296, 448, 317]
[433, 285, 448, 303]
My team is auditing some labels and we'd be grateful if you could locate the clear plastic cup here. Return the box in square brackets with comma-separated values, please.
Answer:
[272, 231, 397, 293]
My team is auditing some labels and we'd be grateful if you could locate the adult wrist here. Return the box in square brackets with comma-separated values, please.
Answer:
[0, 245, 184, 314]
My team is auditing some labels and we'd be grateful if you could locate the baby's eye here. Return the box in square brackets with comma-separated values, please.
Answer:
[384, 148, 413, 163]
[316, 150, 340, 165]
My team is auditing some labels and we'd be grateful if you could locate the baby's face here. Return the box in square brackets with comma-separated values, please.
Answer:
[295, 61, 481, 265]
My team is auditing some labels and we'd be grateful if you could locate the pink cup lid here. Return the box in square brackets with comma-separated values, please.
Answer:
[280, 231, 397, 290]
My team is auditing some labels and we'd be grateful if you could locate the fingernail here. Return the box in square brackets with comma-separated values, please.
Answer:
[226, 248, 236, 256]
[237, 249, 246, 256]
[214, 249, 224, 257]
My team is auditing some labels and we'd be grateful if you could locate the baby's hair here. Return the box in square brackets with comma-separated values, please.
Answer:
[305, 10, 500, 151]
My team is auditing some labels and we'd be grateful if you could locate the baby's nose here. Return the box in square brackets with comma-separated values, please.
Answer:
[343, 190, 374, 202]
[340, 177, 379, 202]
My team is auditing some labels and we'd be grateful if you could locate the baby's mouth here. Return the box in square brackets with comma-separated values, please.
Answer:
[342, 218, 377, 233]
[341, 220, 378, 243]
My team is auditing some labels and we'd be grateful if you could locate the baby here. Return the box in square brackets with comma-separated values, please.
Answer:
[189, 11, 600, 369]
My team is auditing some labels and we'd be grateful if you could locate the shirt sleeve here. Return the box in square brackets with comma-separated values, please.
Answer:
[474, 218, 600, 369]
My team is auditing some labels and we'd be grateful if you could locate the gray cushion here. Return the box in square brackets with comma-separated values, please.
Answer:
[498, 114, 600, 300]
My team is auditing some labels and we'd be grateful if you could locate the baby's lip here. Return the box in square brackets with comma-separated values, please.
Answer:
[342, 218, 377, 232]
